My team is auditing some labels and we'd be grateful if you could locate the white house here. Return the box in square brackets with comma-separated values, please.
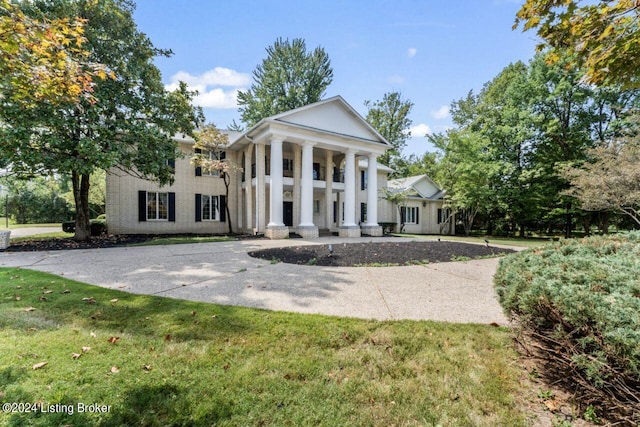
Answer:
[105, 96, 453, 238]
[386, 174, 453, 235]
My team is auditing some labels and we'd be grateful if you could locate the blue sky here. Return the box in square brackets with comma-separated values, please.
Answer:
[132, 0, 537, 156]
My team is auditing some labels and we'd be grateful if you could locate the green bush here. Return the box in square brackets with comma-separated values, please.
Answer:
[61, 219, 107, 236]
[494, 232, 640, 419]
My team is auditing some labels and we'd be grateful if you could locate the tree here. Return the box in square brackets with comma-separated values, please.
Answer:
[237, 38, 333, 127]
[0, 0, 203, 240]
[379, 187, 411, 233]
[562, 136, 640, 226]
[365, 92, 414, 175]
[515, 0, 640, 88]
[190, 124, 242, 234]
[0, 0, 104, 107]
[431, 129, 499, 236]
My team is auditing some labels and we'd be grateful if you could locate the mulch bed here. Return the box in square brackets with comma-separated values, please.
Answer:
[248, 241, 515, 267]
[3, 234, 153, 252]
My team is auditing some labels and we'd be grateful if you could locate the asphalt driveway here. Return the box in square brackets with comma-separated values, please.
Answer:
[0, 237, 512, 325]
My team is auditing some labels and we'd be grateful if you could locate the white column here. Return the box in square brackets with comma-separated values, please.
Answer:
[325, 150, 333, 229]
[343, 149, 357, 227]
[244, 145, 253, 231]
[267, 138, 284, 227]
[299, 141, 315, 227]
[366, 154, 379, 226]
[255, 142, 266, 232]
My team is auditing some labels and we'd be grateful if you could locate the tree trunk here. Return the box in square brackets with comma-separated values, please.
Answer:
[600, 212, 610, 234]
[565, 201, 572, 239]
[223, 173, 233, 234]
[72, 172, 92, 241]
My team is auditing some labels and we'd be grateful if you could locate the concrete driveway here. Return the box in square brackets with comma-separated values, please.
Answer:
[4, 226, 62, 238]
[0, 237, 512, 325]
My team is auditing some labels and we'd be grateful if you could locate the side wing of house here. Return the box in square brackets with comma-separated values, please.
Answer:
[106, 139, 239, 235]
[386, 175, 454, 235]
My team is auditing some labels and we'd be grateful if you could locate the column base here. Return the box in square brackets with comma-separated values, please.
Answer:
[265, 226, 290, 239]
[360, 225, 383, 237]
[338, 225, 361, 238]
[296, 225, 319, 239]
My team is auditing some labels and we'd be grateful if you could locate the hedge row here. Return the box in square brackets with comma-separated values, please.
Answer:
[494, 232, 640, 420]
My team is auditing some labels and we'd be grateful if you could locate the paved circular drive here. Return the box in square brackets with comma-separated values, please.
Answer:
[0, 237, 514, 325]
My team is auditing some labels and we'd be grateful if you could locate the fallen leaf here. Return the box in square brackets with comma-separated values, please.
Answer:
[489, 322, 500, 328]
[110, 366, 119, 374]
[43, 290, 53, 295]
[14, 295, 21, 301]
[107, 336, 120, 344]
[39, 297, 47, 301]
[82, 297, 96, 304]
[110, 299, 119, 304]
[71, 353, 81, 360]
[191, 311, 197, 317]
[165, 334, 171, 342]
[32, 362, 48, 370]
[62, 289, 71, 294]
[143, 365, 152, 371]
[27, 328, 38, 332]
[90, 331, 97, 338]
[211, 314, 218, 318]
[81, 346, 91, 353]
[544, 399, 559, 412]
[25, 306, 35, 312]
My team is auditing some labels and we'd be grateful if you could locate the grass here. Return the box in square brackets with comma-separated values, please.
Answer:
[10, 232, 71, 242]
[391, 233, 556, 248]
[0, 221, 62, 230]
[0, 268, 530, 426]
[128, 236, 236, 246]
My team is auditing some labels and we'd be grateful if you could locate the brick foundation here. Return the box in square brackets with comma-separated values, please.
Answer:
[297, 226, 319, 239]
[338, 225, 361, 238]
[360, 225, 383, 237]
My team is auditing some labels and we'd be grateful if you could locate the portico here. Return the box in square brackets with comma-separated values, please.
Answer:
[233, 96, 390, 239]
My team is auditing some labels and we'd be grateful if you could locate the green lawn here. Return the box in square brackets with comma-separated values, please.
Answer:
[0, 221, 62, 230]
[0, 268, 531, 426]
[391, 233, 555, 248]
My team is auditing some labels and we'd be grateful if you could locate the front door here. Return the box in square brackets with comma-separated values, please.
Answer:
[283, 202, 293, 227]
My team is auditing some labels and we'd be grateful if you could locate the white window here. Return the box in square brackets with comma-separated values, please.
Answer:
[147, 192, 168, 221]
[313, 200, 320, 214]
[202, 195, 220, 221]
[404, 207, 418, 224]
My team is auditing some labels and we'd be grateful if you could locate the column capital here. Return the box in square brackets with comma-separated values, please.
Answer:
[268, 134, 286, 144]
[300, 140, 317, 148]
[344, 148, 358, 155]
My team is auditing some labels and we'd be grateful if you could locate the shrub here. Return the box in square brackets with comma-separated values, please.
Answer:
[61, 219, 107, 236]
[495, 232, 640, 422]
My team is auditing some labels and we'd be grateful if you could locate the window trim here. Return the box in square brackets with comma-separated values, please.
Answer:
[201, 194, 220, 221]
[146, 191, 169, 221]
[403, 206, 418, 224]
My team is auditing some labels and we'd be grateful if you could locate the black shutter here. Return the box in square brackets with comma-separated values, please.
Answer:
[219, 151, 226, 160]
[138, 191, 147, 222]
[168, 158, 176, 170]
[195, 194, 202, 222]
[400, 207, 406, 223]
[360, 170, 365, 190]
[416, 207, 419, 224]
[219, 195, 226, 222]
[195, 148, 202, 176]
[168, 192, 176, 222]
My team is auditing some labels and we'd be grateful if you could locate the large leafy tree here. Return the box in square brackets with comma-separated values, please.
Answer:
[515, 0, 640, 88]
[0, 0, 104, 107]
[237, 38, 333, 127]
[365, 91, 414, 175]
[562, 133, 640, 227]
[0, 0, 203, 240]
[431, 129, 500, 236]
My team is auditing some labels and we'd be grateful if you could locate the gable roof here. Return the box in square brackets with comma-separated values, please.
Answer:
[231, 96, 391, 149]
[387, 174, 446, 200]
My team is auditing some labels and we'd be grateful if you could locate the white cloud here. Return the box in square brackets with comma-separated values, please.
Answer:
[407, 123, 432, 137]
[431, 105, 450, 120]
[165, 67, 250, 109]
[196, 88, 244, 109]
[407, 47, 417, 58]
[169, 67, 250, 88]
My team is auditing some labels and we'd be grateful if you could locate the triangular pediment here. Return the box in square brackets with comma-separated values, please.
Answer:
[269, 96, 389, 145]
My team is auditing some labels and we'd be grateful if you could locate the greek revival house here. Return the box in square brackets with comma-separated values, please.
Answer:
[106, 96, 451, 238]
